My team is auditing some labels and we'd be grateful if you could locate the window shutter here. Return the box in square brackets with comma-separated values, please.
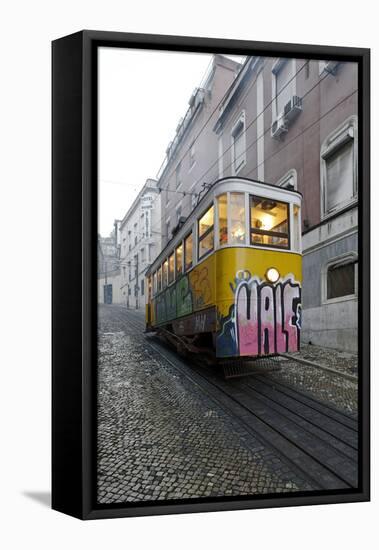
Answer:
[325, 140, 354, 212]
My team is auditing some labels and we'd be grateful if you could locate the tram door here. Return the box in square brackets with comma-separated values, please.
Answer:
[104, 284, 113, 304]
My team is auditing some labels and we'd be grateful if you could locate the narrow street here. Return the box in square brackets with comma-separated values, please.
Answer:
[97, 304, 358, 504]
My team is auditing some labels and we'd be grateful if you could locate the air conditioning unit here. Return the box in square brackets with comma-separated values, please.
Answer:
[284, 95, 303, 122]
[271, 115, 288, 139]
[320, 61, 340, 76]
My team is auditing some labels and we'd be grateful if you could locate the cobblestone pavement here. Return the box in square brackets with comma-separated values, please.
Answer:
[287, 343, 358, 377]
[97, 305, 316, 504]
[269, 351, 358, 416]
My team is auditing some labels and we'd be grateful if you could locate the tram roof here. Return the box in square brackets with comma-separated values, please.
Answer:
[146, 176, 302, 276]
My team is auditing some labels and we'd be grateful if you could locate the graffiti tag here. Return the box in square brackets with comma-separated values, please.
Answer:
[217, 271, 301, 357]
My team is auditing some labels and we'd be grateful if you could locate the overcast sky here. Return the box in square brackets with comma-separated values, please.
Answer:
[98, 47, 222, 236]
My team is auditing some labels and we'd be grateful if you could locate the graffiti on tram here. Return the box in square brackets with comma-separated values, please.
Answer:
[217, 270, 301, 357]
[154, 266, 213, 324]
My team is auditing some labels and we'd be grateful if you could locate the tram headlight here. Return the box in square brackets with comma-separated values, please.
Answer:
[265, 267, 280, 283]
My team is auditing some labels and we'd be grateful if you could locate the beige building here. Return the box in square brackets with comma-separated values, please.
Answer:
[158, 55, 241, 248]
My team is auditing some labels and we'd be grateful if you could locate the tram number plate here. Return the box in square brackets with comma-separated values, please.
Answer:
[173, 307, 216, 336]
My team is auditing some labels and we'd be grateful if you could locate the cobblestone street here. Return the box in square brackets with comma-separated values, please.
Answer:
[97, 305, 358, 505]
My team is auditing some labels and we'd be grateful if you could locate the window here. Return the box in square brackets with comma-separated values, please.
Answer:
[134, 255, 138, 279]
[145, 210, 150, 237]
[231, 112, 246, 174]
[189, 142, 196, 169]
[166, 218, 171, 241]
[148, 243, 153, 263]
[141, 279, 144, 296]
[277, 168, 297, 190]
[198, 205, 214, 259]
[272, 59, 294, 118]
[305, 60, 310, 79]
[217, 194, 228, 246]
[250, 196, 289, 249]
[218, 135, 223, 178]
[134, 223, 138, 245]
[176, 204, 182, 224]
[176, 243, 183, 276]
[325, 141, 354, 212]
[153, 272, 157, 295]
[184, 233, 193, 271]
[191, 193, 198, 210]
[162, 260, 168, 289]
[168, 253, 175, 284]
[157, 267, 162, 292]
[140, 248, 145, 262]
[321, 117, 357, 217]
[319, 60, 339, 76]
[323, 255, 358, 302]
[230, 192, 246, 245]
[175, 162, 182, 188]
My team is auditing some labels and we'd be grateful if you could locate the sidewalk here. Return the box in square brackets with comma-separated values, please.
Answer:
[290, 343, 358, 378]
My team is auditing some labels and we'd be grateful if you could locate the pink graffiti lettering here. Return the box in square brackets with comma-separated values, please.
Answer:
[235, 274, 301, 355]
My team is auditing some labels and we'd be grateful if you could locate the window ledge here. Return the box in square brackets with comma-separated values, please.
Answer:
[322, 294, 358, 306]
[321, 196, 358, 221]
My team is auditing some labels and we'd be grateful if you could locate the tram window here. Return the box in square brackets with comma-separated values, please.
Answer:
[217, 194, 228, 246]
[168, 253, 175, 284]
[162, 259, 168, 288]
[157, 267, 162, 292]
[176, 242, 183, 276]
[230, 192, 246, 244]
[250, 196, 289, 249]
[184, 233, 193, 271]
[153, 272, 157, 295]
[198, 204, 214, 259]
[293, 204, 301, 252]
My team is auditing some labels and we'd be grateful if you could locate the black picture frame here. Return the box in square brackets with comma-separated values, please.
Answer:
[52, 30, 370, 520]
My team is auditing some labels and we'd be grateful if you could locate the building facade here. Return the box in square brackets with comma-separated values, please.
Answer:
[158, 55, 242, 248]
[153, 55, 358, 351]
[212, 56, 358, 351]
[118, 178, 161, 309]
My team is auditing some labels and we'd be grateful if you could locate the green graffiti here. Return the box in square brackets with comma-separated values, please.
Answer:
[176, 275, 193, 317]
[166, 285, 177, 321]
[154, 275, 193, 325]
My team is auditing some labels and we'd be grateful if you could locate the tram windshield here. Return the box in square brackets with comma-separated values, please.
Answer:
[250, 195, 289, 249]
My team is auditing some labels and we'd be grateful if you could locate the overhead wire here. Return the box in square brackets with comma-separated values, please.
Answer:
[125, 59, 330, 245]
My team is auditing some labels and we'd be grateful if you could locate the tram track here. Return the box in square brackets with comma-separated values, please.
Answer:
[105, 306, 359, 492]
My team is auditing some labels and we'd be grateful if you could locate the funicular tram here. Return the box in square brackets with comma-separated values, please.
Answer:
[145, 177, 302, 373]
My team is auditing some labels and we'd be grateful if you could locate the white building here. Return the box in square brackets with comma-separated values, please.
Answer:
[119, 178, 162, 308]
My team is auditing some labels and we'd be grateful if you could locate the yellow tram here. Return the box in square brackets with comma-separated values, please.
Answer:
[145, 177, 302, 361]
